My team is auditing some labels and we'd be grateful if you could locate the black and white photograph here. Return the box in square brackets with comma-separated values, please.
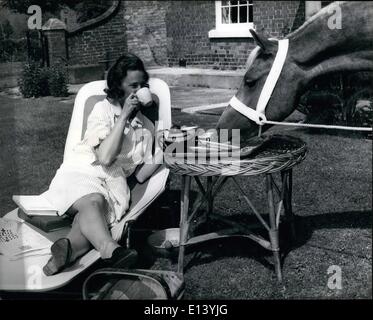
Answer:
[0, 0, 371, 307]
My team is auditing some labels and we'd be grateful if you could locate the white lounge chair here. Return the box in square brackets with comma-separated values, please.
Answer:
[0, 78, 172, 292]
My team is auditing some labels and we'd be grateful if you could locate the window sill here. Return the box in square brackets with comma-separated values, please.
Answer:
[208, 26, 255, 39]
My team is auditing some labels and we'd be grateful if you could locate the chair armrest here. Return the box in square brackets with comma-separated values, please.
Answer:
[134, 150, 163, 184]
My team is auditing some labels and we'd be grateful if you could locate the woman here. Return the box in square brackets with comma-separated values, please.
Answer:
[42, 53, 160, 276]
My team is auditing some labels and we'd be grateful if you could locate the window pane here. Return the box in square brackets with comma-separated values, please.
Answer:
[231, 5, 238, 23]
[248, 3, 253, 22]
[222, 7, 230, 24]
[231, 1, 238, 6]
[221, 0, 229, 6]
[239, 0, 248, 4]
[239, 5, 248, 23]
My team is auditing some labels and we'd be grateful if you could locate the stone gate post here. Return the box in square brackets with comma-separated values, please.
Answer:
[41, 18, 68, 66]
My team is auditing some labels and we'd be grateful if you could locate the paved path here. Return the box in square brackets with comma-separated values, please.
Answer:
[170, 87, 234, 111]
[68, 84, 235, 114]
[4, 84, 305, 124]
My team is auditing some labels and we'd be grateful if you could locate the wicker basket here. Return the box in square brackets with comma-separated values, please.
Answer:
[160, 133, 307, 176]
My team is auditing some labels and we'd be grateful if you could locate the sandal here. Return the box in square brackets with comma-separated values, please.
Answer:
[43, 238, 73, 276]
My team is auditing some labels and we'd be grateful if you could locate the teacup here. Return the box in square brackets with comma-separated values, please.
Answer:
[136, 87, 153, 107]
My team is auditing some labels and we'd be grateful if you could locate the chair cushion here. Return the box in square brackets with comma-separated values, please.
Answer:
[81, 95, 106, 140]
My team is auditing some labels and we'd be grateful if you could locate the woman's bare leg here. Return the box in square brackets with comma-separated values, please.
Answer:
[43, 193, 120, 275]
[73, 193, 120, 259]
[66, 213, 92, 261]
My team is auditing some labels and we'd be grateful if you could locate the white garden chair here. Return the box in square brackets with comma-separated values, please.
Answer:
[0, 78, 172, 292]
[64, 78, 171, 241]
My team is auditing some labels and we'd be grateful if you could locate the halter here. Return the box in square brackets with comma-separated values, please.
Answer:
[228, 38, 372, 134]
[229, 38, 289, 126]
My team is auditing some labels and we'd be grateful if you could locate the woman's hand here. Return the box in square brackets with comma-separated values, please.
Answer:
[96, 94, 140, 166]
[120, 93, 141, 121]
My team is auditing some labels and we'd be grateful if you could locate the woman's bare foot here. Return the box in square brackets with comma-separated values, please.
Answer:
[43, 238, 73, 276]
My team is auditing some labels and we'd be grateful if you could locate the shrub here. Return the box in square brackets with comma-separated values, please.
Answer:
[299, 91, 343, 124]
[18, 62, 44, 98]
[298, 72, 373, 129]
[18, 63, 68, 98]
[346, 89, 373, 128]
[48, 65, 69, 97]
[38, 67, 51, 96]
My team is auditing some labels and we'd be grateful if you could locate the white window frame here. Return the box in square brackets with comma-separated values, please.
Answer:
[208, 1, 255, 38]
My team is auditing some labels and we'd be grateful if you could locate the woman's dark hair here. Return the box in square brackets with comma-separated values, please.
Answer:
[104, 53, 149, 101]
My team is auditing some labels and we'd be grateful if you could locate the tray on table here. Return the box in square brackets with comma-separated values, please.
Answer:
[159, 132, 307, 176]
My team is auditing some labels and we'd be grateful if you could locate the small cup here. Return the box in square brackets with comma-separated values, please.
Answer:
[136, 87, 153, 107]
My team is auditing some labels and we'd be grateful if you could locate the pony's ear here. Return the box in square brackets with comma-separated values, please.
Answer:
[249, 29, 275, 53]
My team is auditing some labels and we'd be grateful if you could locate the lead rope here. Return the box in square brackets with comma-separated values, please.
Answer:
[258, 124, 263, 137]
[256, 120, 372, 138]
[260, 120, 372, 132]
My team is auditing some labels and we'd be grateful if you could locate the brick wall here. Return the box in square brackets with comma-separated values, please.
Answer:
[165, 0, 257, 70]
[166, 1, 304, 70]
[67, 1, 127, 66]
[62, 1, 305, 70]
[124, 1, 169, 67]
[166, 1, 237, 69]
[253, 1, 303, 37]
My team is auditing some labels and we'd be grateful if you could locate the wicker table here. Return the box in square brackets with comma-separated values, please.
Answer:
[163, 134, 307, 282]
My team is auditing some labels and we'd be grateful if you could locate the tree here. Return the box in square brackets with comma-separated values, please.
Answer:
[2, 0, 62, 15]
[0, 19, 13, 40]
[74, 1, 110, 23]
[2, 0, 112, 23]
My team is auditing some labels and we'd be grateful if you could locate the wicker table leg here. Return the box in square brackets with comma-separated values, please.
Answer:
[206, 176, 213, 232]
[266, 174, 282, 282]
[282, 169, 296, 242]
[178, 175, 191, 275]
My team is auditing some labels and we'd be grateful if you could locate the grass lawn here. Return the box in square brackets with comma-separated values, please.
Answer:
[0, 94, 371, 299]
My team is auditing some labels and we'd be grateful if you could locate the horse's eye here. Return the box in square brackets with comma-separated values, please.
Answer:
[246, 79, 256, 88]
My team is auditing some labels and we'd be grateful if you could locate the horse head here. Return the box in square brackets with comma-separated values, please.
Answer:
[217, 2, 373, 143]
[217, 29, 304, 142]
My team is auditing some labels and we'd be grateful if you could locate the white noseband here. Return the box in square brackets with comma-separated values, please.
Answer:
[229, 38, 289, 126]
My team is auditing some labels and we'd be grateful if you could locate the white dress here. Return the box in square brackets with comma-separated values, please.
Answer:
[42, 99, 155, 227]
